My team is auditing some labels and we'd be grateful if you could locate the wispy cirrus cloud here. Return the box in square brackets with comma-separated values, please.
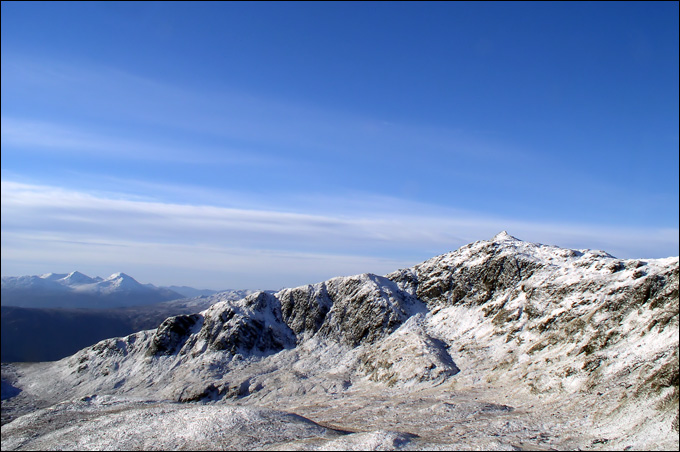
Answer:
[1, 56, 516, 163]
[0, 116, 281, 166]
[2, 180, 677, 289]
[0, 181, 461, 255]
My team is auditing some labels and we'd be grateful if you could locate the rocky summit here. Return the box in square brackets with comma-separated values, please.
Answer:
[2, 233, 678, 450]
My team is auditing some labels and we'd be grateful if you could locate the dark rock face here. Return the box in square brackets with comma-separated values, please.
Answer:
[279, 274, 426, 347]
[278, 284, 332, 338]
[389, 244, 540, 308]
[197, 292, 296, 355]
[147, 314, 203, 356]
[317, 274, 424, 347]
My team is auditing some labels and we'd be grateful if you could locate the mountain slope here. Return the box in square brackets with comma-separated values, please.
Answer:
[2, 233, 677, 450]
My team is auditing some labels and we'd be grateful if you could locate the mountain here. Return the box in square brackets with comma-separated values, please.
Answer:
[59, 271, 101, 286]
[2, 233, 678, 450]
[1, 271, 184, 309]
[163, 285, 221, 298]
[1, 289, 266, 363]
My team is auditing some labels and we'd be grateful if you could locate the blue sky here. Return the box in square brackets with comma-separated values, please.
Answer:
[2, 2, 678, 290]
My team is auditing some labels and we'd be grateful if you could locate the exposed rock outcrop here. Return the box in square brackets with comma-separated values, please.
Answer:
[196, 291, 296, 355]
[146, 314, 202, 356]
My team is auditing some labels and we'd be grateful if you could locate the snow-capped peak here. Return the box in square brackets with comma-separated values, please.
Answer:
[101, 272, 143, 291]
[39, 273, 68, 281]
[60, 271, 97, 286]
[491, 230, 518, 242]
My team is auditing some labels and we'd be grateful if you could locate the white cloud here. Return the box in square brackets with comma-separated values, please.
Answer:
[0, 116, 278, 166]
[0, 181, 459, 255]
[1, 180, 677, 289]
[1, 57, 511, 165]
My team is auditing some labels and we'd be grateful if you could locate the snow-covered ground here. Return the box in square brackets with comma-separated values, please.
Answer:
[2, 232, 678, 450]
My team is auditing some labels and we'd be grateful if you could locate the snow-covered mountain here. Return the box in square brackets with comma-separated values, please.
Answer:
[58, 271, 102, 286]
[1, 271, 185, 308]
[162, 285, 220, 298]
[2, 233, 678, 450]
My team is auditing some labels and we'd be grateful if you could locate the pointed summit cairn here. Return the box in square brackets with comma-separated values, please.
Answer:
[491, 230, 519, 241]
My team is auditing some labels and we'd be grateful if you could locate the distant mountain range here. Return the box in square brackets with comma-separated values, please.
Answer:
[1, 271, 194, 309]
[163, 285, 220, 298]
[2, 232, 677, 450]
